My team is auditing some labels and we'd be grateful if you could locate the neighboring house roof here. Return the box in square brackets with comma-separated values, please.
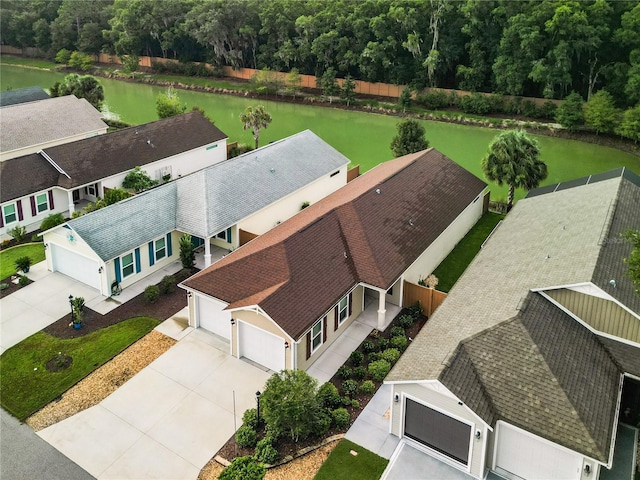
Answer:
[0, 95, 106, 155]
[183, 148, 487, 340]
[0, 111, 227, 203]
[64, 130, 350, 261]
[0, 86, 50, 107]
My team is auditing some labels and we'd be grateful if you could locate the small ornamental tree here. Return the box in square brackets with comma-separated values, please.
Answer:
[240, 105, 272, 150]
[122, 166, 158, 193]
[340, 75, 356, 106]
[617, 105, 640, 143]
[584, 90, 619, 134]
[390, 118, 429, 157]
[68, 51, 93, 71]
[120, 54, 140, 77]
[55, 48, 72, 64]
[179, 234, 195, 270]
[156, 87, 186, 119]
[555, 91, 585, 131]
[286, 67, 302, 98]
[50, 74, 104, 110]
[261, 370, 322, 442]
[398, 87, 412, 112]
[319, 67, 339, 104]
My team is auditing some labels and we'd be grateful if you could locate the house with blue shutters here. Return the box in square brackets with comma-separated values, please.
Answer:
[41, 130, 350, 297]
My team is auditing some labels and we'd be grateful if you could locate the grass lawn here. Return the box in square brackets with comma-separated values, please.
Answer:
[0, 316, 159, 420]
[0, 243, 46, 279]
[0, 55, 57, 70]
[314, 439, 388, 480]
[432, 212, 505, 292]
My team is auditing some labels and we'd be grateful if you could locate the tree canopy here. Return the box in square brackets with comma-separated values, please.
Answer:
[390, 118, 429, 158]
[156, 87, 186, 119]
[240, 105, 272, 149]
[50, 73, 104, 110]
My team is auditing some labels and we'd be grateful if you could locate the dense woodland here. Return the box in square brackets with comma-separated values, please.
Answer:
[1, 0, 639, 107]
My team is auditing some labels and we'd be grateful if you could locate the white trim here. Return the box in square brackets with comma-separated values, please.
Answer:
[225, 303, 293, 340]
[35, 193, 49, 213]
[236, 319, 286, 371]
[120, 249, 136, 279]
[2, 202, 17, 225]
[310, 318, 323, 353]
[152, 235, 167, 262]
[607, 374, 625, 469]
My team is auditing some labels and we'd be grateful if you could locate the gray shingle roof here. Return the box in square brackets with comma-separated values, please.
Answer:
[0, 86, 50, 107]
[67, 130, 350, 260]
[0, 95, 106, 155]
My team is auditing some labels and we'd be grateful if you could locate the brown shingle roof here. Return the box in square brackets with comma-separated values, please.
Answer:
[0, 112, 227, 203]
[183, 148, 486, 339]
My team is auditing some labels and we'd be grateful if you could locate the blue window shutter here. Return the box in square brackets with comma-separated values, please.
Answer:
[167, 233, 173, 256]
[114, 258, 121, 283]
[135, 248, 141, 273]
[226, 227, 232, 244]
[148, 242, 155, 266]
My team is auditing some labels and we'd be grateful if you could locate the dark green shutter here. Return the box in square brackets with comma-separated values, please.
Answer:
[135, 248, 141, 273]
[167, 233, 173, 256]
[114, 258, 121, 283]
[148, 242, 155, 266]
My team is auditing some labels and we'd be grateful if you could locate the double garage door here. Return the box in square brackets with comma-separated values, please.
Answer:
[51, 244, 101, 290]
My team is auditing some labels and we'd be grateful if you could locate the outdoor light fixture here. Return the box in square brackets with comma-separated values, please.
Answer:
[68, 295, 74, 322]
[584, 464, 591, 475]
[98, 266, 103, 274]
[284, 341, 290, 349]
[394, 394, 399, 403]
[230, 318, 235, 325]
[475, 430, 481, 440]
[256, 391, 262, 426]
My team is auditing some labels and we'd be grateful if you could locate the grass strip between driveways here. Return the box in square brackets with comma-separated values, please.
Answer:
[0, 243, 46, 279]
[314, 439, 388, 480]
[432, 212, 505, 293]
[0, 316, 160, 420]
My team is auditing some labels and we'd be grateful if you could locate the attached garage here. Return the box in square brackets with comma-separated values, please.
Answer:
[403, 398, 471, 466]
[197, 296, 231, 340]
[238, 321, 285, 372]
[495, 423, 582, 480]
[51, 244, 101, 290]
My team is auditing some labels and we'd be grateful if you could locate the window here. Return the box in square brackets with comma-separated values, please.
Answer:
[121, 252, 135, 278]
[339, 296, 349, 323]
[3, 204, 17, 224]
[311, 320, 323, 352]
[216, 230, 227, 241]
[330, 170, 340, 177]
[154, 237, 166, 261]
[36, 194, 48, 213]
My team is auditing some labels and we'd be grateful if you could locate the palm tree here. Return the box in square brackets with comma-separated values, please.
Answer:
[481, 130, 547, 211]
[240, 105, 273, 149]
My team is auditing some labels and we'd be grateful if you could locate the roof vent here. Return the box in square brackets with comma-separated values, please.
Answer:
[375, 188, 381, 194]
[409, 219, 414, 227]
[270, 168, 275, 173]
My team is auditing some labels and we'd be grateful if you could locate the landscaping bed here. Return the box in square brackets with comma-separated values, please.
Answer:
[0, 274, 33, 299]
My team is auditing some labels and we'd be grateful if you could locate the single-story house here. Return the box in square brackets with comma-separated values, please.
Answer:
[1, 111, 227, 240]
[386, 168, 640, 479]
[0, 86, 50, 107]
[42, 130, 350, 297]
[180, 148, 487, 373]
[0, 95, 107, 161]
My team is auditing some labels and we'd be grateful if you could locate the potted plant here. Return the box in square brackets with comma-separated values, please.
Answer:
[15, 256, 32, 274]
[70, 296, 85, 329]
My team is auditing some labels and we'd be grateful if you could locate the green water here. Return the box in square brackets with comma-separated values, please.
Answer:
[2, 64, 639, 201]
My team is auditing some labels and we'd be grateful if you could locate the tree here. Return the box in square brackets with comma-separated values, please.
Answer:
[122, 166, 158, 193]
[68, 51, 93, 71]
[319, 67, 339, 104]
[340, 75, 356, 106]
[390, 119, 429, 158]
[622, 229, 640, 293]
[261, 370, 322, 442]
[50, 73, 104, 110]
[555, 91, 585, 131]
[481, 130, 547, 211]
[156, 86, 186, 119]
[104, 187, 130, 205]
[616, 105, 640, 143]
[584, 90, 619, 134]
[120, 54, 140, 77]
[240, 105, 272, 150]
[55, 48, 72, 65]
[285, 67, 302, 98]
[179, 234, 195, 270]
[398, 87, 412, 112]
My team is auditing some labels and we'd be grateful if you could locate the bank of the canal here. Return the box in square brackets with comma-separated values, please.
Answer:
[2, 63, 639, 202]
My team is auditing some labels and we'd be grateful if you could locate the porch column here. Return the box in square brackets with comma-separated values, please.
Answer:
[204, 237, 212, 267]
[67, 191, 75, 215]
[377, 289, 386, 331]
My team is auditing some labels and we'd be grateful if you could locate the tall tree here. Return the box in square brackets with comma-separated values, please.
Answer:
[240, 105, 272, 150]
[390, 118, 429, 157]
[481, 130, 547, 211]
[584, 90, 619, 134]
[50, 74, 104, 110]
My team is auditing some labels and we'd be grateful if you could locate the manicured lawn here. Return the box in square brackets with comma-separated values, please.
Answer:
[0, 55, 57, 69]
[432, 212, 505, 292]
[0, 316, 159, 420]
[314, 439, 388, 480]
[0, 243, 46, 279]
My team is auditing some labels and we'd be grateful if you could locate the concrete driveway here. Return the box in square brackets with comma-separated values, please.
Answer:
[38, 329, 270, 480]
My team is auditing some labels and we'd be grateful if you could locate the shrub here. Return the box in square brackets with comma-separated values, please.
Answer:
[235, 424, 258, 448]
[342, 379, 358, 398]
[407, 301, 423, 318]
[123, 166, 158, 193]
[377, 337, 389, 352]
[331, 408, 350, 429]
[254, 437, 279, 464]
[242, 408, 259, 429]
[311, 411, 332, 437]
[379, 348, 400, 365]
[487, 94, 505, 113]
[416, 90, 448, 110]
[351, 399, 360, 409]
[398, 314, 414, 329]
[300, 201, 310, 210]
[159, 275, 175, 295]
[505, 96, 523, 115]
[458, 93, 490, 115]
[390, 335, 408, 351]
[368, 351, 380, 362]
[342, 396, 352, 406]
[540, 101, 558, 120]
[349, 350, 364, 366]
[31, 234, 41, 242]
[68, 51, 93, 71]
[55, 48, 72, 64]
[18, 275, 29, 287]
[8, 225, 27, 242]
[104, 188, 130, 205]
[362, 339, 376, 353]
[317, 382, 342, 409]
[0, 283, 9, 291]
[353, 366, 367, 380]
[219, 456, 265, 480]
[337, 365, 352, 379]
[40, 213, 65, 232]
[390, 326, 405, 338]
[14, 256, 32, 273]
[368, 359, 391, 381]
[521, 100, 538, 118]
[179, 234, 195, 270]
[144, 285, 160, 303]
[359, 380, 376, 395]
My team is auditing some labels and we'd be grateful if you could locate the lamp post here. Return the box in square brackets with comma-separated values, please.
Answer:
[69, 294, 74, 323]
[256, 390, 261, 427]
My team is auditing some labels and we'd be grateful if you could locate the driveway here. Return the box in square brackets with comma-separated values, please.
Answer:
[38, 329, 270, 480]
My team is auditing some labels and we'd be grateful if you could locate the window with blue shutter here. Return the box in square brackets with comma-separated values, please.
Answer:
[135, 248, 141, 273]
[148, 242, 155, 266]
[114, 257, 121, 283]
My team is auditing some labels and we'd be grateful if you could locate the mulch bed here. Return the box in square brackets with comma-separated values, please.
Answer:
[0, 275, 33, 299]
[42, 268, 196, 339]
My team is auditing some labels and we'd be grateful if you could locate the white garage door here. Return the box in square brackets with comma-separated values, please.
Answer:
[197, 296, 231, 340]
[495, 423, 582, 480]
[238, 321, 285, 372]
[51, 244, 100, 290]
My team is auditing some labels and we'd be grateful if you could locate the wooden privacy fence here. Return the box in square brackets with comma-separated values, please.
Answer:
[403, 281, 447, 317]
[347, 165, 360, 182]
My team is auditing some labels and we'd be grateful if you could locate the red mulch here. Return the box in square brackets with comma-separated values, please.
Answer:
[42, 269, 196, 340]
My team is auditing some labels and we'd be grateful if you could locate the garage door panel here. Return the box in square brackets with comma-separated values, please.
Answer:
[51, 244, 100, 290]
[404, 399, 471, 465]
[495, 423, 582, 480]
[197, 296, 231, 340]
[238, 322, 284, 372]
